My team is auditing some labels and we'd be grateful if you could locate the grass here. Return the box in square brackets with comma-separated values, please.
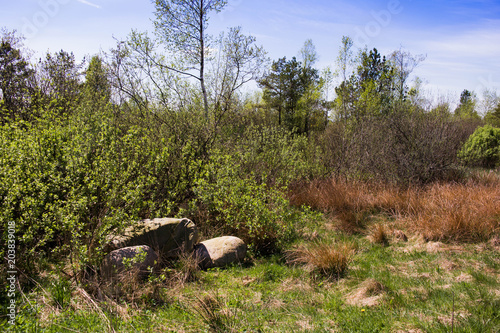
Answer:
[406, 180, 500, 242]
[9, 231, 499, 332]
[368, 224, 390, 246]
[4, 172, 500, 332]
[191, 292, 238, 333]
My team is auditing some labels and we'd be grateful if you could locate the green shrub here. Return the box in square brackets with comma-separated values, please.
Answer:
[459, 124, 500, 168]
[220, 124, 315, 186]
[185, 153, 316, 254]
[0, 106, 204, 277]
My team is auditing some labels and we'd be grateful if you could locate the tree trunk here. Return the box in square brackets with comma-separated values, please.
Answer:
[199, 0, 209, 120]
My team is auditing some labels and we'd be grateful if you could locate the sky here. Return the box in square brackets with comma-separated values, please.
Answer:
[1, 0, 500, 105]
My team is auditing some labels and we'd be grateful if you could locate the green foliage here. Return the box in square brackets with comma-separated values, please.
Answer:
[82, 55, 110, 105]
[122, 247, 148, 270]
[231, 125, 313, 185]
[455, 89, 480, 120]
[0, 38, 34, 121]
[0, 105, 205, 276]
[459, 124, 500, 168]
[334, 48, 396, 122]
[37, 50, 82, 116]
[188, 152, 315, 254]
[259, 56, 323, 134]
[50, 278, 73, 309]
[484, 102, 500, 127]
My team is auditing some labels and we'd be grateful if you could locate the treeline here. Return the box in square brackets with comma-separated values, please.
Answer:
[0, 0, 499, 286]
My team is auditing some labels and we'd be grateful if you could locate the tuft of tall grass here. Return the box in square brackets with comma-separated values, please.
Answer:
[192, 293, 238, 333]
[368, 224, 390, 246]
[285, 241, 357, 280]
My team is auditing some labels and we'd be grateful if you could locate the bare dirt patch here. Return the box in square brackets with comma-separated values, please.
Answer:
[280, 278, 313, 293]
[455, 272, 473, 283]
[345, 279, 385, 307]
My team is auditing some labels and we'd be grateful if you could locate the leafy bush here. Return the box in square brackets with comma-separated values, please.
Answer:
[185, 153, 316, 254]
[0, 105, 206, 277]
[223, 124, 315, 185]
[458, 124, 500, 168]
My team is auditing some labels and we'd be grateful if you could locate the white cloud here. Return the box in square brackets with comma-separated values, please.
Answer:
[77, 0, 101, 9]
[425, 24, 500, 59]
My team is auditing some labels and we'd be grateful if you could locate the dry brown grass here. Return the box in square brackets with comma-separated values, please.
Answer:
[368, 224, 390, 246]
[289, 174, 500, 243]
[289, 178, 420, 215]
[285, 241, 357, 279]
[405, 181, 500, 242]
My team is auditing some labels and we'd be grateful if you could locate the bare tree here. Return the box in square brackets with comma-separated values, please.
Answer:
[210, 27, 267, 113]
[389, 48, 426, 100]
[335, 36, 355, 121]
[153, 0, 227, 119]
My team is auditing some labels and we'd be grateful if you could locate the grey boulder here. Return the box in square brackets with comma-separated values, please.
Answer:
[101, 245, 157, 280]
[107, 218, 199, 259]
[195, 236, 247, 269]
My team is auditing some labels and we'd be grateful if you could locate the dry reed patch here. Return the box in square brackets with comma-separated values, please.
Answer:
[289, 178, 373, 233]
[489, 236, 500, 247]
[289, 178, 413, 216]
[285, 241, 356, 280]
[290, 177, 500, 242]
[392, 229, 409, 242]
[345, 279, 386, 307]
[406, 181, 500, 242]
[289, 178, 415, 234]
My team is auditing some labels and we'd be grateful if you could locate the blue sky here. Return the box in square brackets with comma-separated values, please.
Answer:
[1, 0, 499, 103]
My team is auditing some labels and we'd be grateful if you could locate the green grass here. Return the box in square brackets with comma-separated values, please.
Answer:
[4, 216, 500, 332]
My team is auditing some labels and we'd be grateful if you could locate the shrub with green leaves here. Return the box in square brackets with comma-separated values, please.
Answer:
[186, 153, 316, 255]
[459, 124, 500, 168]
[230, 125, 314, 185]
[0, 106, 204, 277]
